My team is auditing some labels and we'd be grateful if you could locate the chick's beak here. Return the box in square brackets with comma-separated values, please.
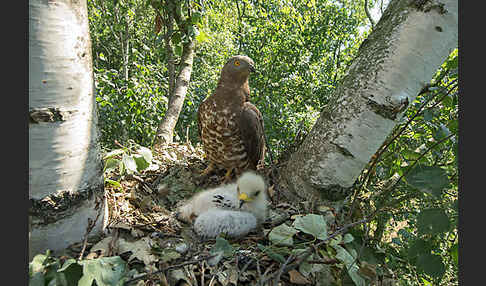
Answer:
[238, 192, 251, 208]
[249, 64, 256, 73]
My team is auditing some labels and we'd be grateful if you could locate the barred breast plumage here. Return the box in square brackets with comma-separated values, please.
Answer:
[197, 55, 265, 181]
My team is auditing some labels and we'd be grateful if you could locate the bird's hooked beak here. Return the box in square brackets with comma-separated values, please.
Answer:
[249, 64, 256, 73]
[238, 192, 253, 208]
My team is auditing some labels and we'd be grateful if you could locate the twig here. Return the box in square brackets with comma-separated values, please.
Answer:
[123, 254, 217, 285]
[347, 79, 458, 220]
[364, 0, 375, 29]
[259, 218, 370, 285]
[273, 255, 293, 286]
[370, 133, 455, 216]
[78, 208, 103, 260]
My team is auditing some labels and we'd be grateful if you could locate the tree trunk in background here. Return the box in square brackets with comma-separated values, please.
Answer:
[280, 0, 458, 202]
[153, 39, 195, 149]
[29, 0, 106, 259]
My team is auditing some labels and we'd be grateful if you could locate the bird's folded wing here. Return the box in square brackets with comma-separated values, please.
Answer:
[177, 184, 238, 222]
[238, 102, 265, 168]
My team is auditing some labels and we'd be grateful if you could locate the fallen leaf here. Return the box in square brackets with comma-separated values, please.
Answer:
[289, 269, 311, 285]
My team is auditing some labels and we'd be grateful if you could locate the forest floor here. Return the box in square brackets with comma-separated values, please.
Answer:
[58, 142, 396, 286]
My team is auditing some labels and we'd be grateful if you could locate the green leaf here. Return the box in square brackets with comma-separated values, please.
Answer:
[405, 165, 449, 197]
[332, 244, 365, 286]
[195, 30, 209, 43]
[293, 214, 328, 240]
[104, 158, 120, 173]
[408, 239, 429, 260]
[432, 124, 451, 141]
[58, 259, 83, 286]
[137, 146, 153, 163]
[122, 153, 138, 174]
[174, 45, 183, 57]
[103, 149, 125, 160]
[423, 109, 433, 122]
[342, 233, 354, 244]
[416, 254, 445, 279]
[190, 12, 202, 24]
[269, 224, 298, 246]
[417, 208, 450, 235]
[105, 178, 122, 188]
[449, 243, 458, 266]
[30, 253, 49, 275]
[79, 256, 129, 286]
[210, 236, 235, 258]
[29, 272, 45, 286]
[133, 154, 150, 171]
[258, 244, 287, 263]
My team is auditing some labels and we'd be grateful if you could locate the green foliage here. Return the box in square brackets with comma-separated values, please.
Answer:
[29, 251, 135, 286]
[87, 1, 458, 284]
[293, 214, 328, 240]
[103, 141, 155, 183]
[352, 49, 459, 285]
[89, 0, 368, 157]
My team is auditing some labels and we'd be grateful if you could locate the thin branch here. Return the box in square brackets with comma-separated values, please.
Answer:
[259, 218, 370, 285]
[371, 133, 455, 217]
[364, 0, 375, 29]
[123, 254, 217, 285]
[347, 79, 458, 220]
[78, 209, 103, 260]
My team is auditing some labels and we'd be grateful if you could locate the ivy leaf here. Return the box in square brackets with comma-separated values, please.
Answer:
[269, 224, 298, 246]
[416, 254, 445, 279]
[417, 208, 450, 235]
[405, 165, 449, 197]
[293, 214, 328, 240]
[79, 256, 130, 286]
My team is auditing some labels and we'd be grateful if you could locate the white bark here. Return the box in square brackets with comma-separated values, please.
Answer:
[29, 0, 106, 259]
[281, 0, 458, 201]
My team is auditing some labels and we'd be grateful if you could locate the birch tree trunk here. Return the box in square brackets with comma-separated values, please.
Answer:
[153, 39, 195, 148]
[29, 0, 106, 259]
[280, 0, 458, 202]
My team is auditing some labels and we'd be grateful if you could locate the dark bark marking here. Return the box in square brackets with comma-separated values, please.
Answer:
[330, 142, 354, 158]
[30, 183, 104, 226]
[411, 0, 447, 14]
[366, 97, 409, 120]
[29, 108, 76, 124]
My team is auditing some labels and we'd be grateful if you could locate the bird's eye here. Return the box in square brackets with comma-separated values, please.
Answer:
[234, 60, 240, 66]
[254, 191, 260, 197]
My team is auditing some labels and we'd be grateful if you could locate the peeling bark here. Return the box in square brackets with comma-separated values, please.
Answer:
[29, 0, 105, 259]
[280, 0, 458, 201]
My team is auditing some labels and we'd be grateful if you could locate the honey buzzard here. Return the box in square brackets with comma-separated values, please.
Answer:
[197, 55, 265, 180]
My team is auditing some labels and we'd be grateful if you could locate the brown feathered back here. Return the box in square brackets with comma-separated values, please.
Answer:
[197, 55, 265, 178]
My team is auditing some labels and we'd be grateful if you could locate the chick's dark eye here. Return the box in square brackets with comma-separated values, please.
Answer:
[254, 191, 260, 196]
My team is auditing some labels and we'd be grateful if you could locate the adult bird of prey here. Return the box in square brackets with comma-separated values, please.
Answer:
[197, 55, 265, 181]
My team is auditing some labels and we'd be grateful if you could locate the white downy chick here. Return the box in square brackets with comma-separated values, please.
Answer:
[177, 172, 268, 238]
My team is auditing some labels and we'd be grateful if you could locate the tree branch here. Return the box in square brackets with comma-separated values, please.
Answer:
[364, 0, 375, 29]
